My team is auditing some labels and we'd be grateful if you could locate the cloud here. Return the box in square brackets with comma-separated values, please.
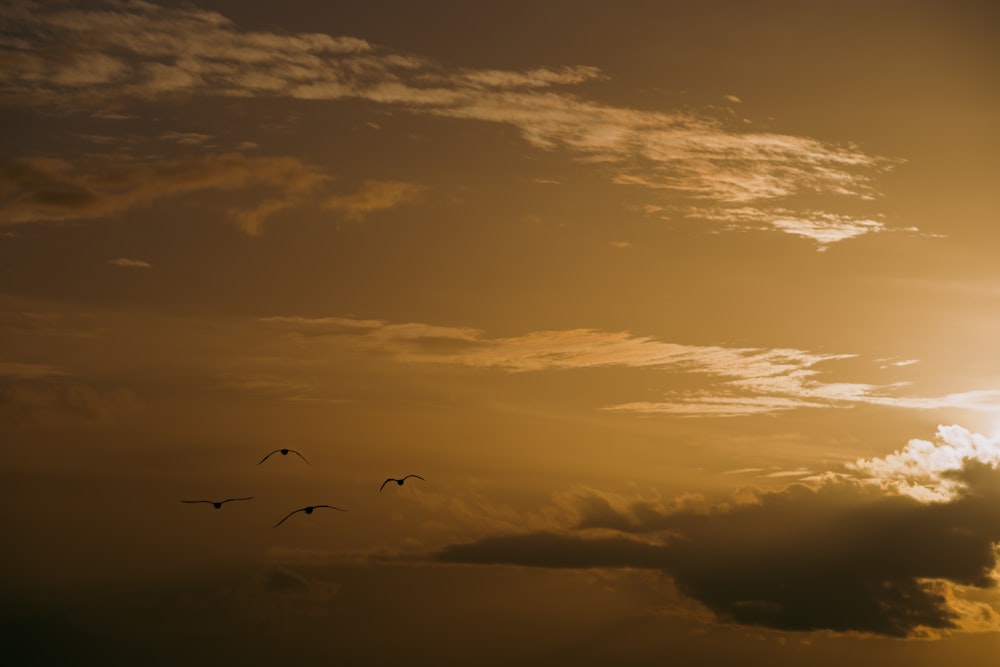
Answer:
[606, 372, 1000, 419]
[846, 424, 1000, 502]
[0, 303, 101, 338]
[0, 361, 66, 379]
[0, 153, 330, 234]
[457, 65, 606, 89]
[0, 1, 902, 245]
[261, 315, 1000, 418]
[222, 566, 343, 620]
[107, 257, 151, 269]
[261, 316, 849, 373]
[438, 531, 669, 570]
[0, 381, 136, 425]
[324, 180, 425, 222]
[158, 131, 212, 145]
[435, 426, 1000, 638]
[684, 206, 889, 248]
[608, 389, 1000, 418]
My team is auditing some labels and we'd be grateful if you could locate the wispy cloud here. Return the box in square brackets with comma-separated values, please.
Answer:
[0, 153, 330, 234]
[0, 1, 903, 245]
[0, 361, 66, 379]
[324, 180, 425, 222]
[260, 315, 1000, 417]
[434, 426, 1000, 637]
[260, 316, 849, 373]
[608, 385, 1000, 418]
[684, 206, 890, 248]
[108, 257, 152, 269]
[158, 131, 212, 146]
[0, 381, 136, 425]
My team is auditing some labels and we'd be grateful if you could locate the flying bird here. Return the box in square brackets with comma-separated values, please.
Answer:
[258, 448, 310, 465]
[181, 497, 254, 509]
[273, 505, 348, 527]
[380, 474, 425, 491]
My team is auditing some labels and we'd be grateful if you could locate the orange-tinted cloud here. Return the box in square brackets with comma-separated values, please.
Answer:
[0, 153, 330, 234]
[260, 316, 1000, 417]
[435, 427, 1000, 637]
[0, 1, 902, 245]
[107, 257, 152, 269]
[0, 381, 135, 426]
[324, 180, 425, 222]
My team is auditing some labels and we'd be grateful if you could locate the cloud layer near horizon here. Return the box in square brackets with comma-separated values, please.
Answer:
[435, 426, 1000, 638]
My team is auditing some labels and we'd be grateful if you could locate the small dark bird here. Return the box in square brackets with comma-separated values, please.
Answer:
[273, 505, 348, 527]
[380, 474, 425, 491]
[182, 497, 254, 509]
[258, 448, 310, 465]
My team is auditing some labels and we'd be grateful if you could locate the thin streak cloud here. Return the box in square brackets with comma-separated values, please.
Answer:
[260, 316, 999, 418]
[685, 206, 890, 248]
[108, 257, 152, 269]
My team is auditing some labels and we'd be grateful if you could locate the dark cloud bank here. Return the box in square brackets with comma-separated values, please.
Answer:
[436, 463, 1000, 638]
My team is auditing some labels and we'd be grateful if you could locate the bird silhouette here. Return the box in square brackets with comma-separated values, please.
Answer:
[380, 474, 425, 491]
[181, 497, 254, 509]
[273, 505, 347, 527]
[258, 448, 310, 465]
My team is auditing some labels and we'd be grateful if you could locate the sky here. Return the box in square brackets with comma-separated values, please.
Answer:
[2, 1, 1000, 664]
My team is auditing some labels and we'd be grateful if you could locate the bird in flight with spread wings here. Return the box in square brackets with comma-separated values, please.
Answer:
[258, 448, 310, 465]
[182, 497, 254, 509]
[380, 474, 425, 491]
[273, 505, 348, 527]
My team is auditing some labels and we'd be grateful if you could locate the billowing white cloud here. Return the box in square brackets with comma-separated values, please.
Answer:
[846, 424, 1000, 502]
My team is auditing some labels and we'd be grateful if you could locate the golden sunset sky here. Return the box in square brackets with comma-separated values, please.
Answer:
[2, 1, 1000, 664]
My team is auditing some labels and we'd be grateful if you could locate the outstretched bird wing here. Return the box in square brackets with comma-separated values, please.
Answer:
[403, 474, 425, 482]
[273, 508, 304, 527]
[181, 499, 211, 504]
[315, 505, 348, 512]
[258, 450, 280, 465]
[379, 478, 396, 491]
[221, 497, 254, 504]
[290, 449, 310, 464]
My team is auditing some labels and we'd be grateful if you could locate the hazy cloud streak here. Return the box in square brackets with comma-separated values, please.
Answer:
[261, 315, 1000, 418]
[0, 153, 330, 234]
[107, 257, 152, 269]
[324, 180, 425, 222]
